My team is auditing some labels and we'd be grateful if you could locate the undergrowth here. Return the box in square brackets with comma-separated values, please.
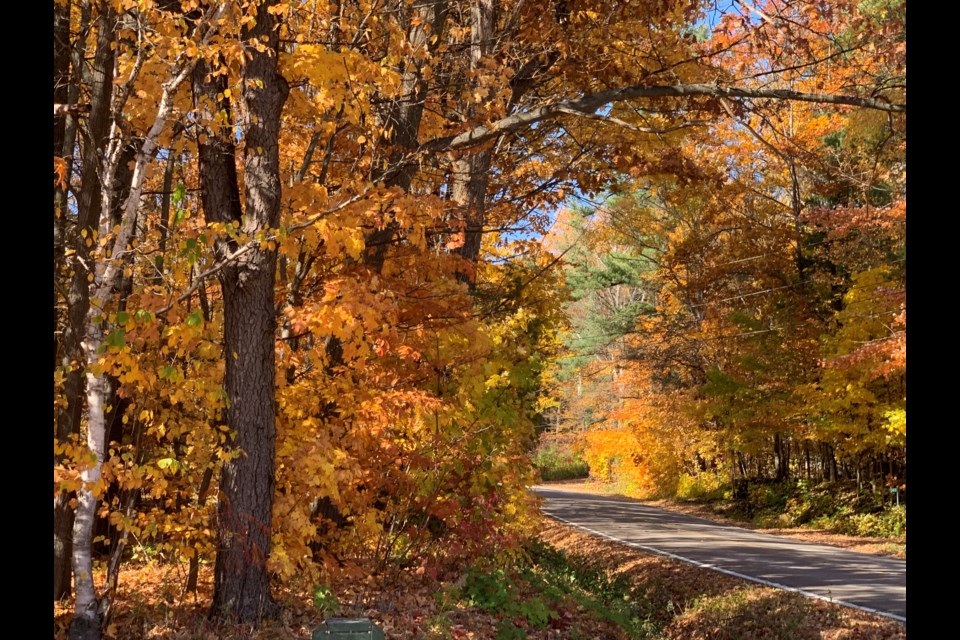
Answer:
[429, 538, 659, 639]
[533, 445, 590, 482]
[676, 477, 906, 538]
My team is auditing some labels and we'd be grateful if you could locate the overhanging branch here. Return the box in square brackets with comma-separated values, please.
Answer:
[422, 83, 905, 153]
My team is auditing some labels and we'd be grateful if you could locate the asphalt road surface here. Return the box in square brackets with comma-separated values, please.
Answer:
[534, 486, 906, 622]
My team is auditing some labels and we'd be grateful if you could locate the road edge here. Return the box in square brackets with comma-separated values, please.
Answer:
[542, 510, 907, 625]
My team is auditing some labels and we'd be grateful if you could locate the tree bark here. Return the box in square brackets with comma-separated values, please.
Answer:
[206, 0, 288, 622]
[67, 5, 116, 634]
[364, 0, 449, 272]
[774, 432, 789, 481]
[450, 0, 495, 281]
[54, 0, 85, 602]
[92, 141, 139, 559]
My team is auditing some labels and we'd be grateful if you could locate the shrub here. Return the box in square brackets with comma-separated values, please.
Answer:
[533, 445, 589, 481]
[832, 505, 906, 537]
[676, 472, 726, 501]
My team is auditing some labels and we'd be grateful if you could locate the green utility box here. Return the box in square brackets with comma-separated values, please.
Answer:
[312, 618, 385, 640]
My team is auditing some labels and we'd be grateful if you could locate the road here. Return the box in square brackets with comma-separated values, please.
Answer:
[534, 486, 906, 622]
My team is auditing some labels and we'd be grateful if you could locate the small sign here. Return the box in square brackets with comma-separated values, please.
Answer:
[312, 618, 385, 640]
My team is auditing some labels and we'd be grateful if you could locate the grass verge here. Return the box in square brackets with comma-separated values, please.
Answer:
[539, 519, 906, 640]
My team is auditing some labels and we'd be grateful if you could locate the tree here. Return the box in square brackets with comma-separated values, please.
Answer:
[190, 0, 289, 621]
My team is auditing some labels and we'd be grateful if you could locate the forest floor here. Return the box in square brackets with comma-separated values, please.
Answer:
[541, 480, 906, 560]
[54, 515, 906, 639]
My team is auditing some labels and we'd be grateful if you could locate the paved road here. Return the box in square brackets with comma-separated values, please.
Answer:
[534, 486, 906, 622]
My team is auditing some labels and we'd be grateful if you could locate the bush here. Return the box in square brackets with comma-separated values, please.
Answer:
[830, 505, 906, 537]
[534, 445, 589, 481]
[676, 473, 726, 501]
[312, 583, 340, 615]
[734, 480, 907, 538]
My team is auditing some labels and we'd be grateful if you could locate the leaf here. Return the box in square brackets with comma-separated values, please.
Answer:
[157, 458, 179, 471]
[105, 329, 126, 350]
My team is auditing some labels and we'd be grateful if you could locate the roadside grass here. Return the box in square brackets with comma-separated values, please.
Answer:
[425, 537, 659, 639]
[668, 589, 836, 640]
[538, 519, 906, 640]
[666, 476, 906, 538]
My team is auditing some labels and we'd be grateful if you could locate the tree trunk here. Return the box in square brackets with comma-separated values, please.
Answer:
[187, 466, 215, 593]
[54, 0, 84, 601]
[71, 360, 110, 640]
[70, 5, 203, 633]
[211, 261, 281, 621]
[450, 0, 495, 280]
[207, 0, 288, 622]
[364, 0, 449, 272]
[93, 142, 138, 558]
[774, 432, 789, 481]
[451, 150, 492, 276]
[67, 4, 116, 633]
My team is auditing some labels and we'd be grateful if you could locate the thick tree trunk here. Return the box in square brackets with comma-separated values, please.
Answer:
[450, 0, 495, 278]
[451, 150, 492, 272]
[211, 260, 281, 621]
[207, 1, 288, 623]
[364, 0, 449, 271]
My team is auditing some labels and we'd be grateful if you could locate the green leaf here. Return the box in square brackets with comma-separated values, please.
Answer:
[157, 458, 179, 471]
[172, 182, 186, 207]
[105, 329, 126, 350]
[186, 309, 204, 327]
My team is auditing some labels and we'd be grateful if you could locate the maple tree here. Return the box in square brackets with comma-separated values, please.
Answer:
[53, 0, 904, 637]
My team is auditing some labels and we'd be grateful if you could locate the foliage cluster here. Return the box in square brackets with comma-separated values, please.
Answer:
[547, 0, 906, 524]
[533, 444, 590, 482]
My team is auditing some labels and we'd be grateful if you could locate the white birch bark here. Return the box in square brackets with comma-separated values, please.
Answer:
[70, 9, 224, 637]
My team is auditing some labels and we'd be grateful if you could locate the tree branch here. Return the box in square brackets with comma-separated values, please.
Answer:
[155, 190, 369, 315]
[422, 83, 905, 153]
[554, 107, 710, 135]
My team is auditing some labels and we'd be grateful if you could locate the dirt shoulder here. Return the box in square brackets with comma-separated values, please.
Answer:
[539, 480, 906, 560]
